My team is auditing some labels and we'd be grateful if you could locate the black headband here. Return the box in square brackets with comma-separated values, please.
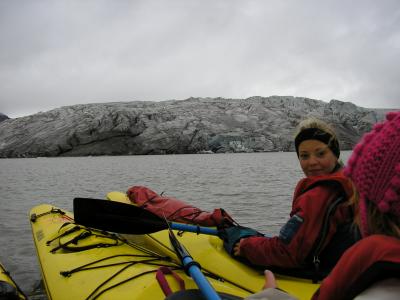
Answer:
[295, 128, 340, 158]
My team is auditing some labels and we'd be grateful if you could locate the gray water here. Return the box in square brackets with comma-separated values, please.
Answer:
[0, 152, 351, 297]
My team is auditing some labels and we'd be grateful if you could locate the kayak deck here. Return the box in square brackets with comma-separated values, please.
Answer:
[106, 191, 320, 300]
[30, 204, 253, 300]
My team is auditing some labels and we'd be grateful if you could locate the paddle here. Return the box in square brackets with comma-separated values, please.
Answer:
[73, 198, 219, 235]
[167, 224, 222, 300]
[74, 198, 234, 300]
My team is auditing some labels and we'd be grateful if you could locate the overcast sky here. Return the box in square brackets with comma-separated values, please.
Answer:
[1, 0, 399, 118]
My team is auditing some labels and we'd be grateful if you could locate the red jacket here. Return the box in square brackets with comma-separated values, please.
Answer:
[239, 170, 354, 269]
[312, 235, 400, 300]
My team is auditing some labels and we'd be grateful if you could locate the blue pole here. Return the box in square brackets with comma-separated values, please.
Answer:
[168, 229, 222, 300]
[170, 222, 269, 238]
[182, 256, 222, 300]
[170, 223, 219, 235]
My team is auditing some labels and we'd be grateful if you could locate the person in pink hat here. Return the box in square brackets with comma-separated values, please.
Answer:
[311, 111, 400, 299]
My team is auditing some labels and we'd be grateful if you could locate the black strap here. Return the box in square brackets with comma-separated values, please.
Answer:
[50, 226, 121, 253]
[182, 260, 201, 276]
[30, 207, 69, 222]
[46, 224, 81, 245]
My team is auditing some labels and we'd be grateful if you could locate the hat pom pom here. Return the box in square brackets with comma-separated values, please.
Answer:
[385, 188, 398, 201]
[378, 201, 390, 213]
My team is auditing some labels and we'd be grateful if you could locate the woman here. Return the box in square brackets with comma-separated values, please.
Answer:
[224, 118, 358, 279]
[311, 111, 400, 299]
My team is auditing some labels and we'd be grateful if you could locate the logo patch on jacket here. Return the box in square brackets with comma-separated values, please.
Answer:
[279, 214, 304, 244]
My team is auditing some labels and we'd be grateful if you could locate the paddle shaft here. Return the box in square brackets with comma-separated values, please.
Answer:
[170, 222, 218, 235]
[170, 223, 268, 237]
[168, 229, 221, 300]
[182, 256, 221, 300]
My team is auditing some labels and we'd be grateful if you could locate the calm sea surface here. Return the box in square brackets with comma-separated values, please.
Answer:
[0, 152, 351, 297]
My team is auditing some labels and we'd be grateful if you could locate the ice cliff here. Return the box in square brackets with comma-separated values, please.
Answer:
[0, 96, 393, 158]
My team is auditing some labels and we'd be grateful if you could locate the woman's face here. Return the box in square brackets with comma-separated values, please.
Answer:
[298, 139, 338, 177]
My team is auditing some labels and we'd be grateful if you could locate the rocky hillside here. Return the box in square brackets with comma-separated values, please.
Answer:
[0, 96, 394, 158]
[0, 113, 9, 123]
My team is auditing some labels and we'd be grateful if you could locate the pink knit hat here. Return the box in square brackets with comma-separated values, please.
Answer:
[344, 111, 400, 237]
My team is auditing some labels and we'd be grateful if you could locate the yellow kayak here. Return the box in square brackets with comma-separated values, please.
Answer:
[30, 203, 263, 300]
[0, 261, 26, 300]
[106, 191, 320, 300]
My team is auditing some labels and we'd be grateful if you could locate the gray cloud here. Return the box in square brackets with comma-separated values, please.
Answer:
[1, 0, 399, 118]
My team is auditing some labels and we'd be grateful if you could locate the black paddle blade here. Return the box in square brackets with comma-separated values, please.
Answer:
[73, 198, 168, 234]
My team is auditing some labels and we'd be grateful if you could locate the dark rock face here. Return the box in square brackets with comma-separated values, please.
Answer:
[0, 113, 9, 123]
[0, 97, 395, 158]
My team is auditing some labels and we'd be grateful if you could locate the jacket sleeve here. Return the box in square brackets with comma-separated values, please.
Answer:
[239, 185, 341, 268]
[313, 235, 400, 300]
